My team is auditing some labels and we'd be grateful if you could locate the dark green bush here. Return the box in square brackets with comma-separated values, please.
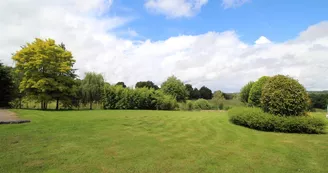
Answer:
[228, 107, 326, 134]
[261, 75, 310, 116]
[248, 76, 270, 107]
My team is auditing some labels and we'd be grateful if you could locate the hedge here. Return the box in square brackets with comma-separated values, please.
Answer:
[228, 107, 326, 134]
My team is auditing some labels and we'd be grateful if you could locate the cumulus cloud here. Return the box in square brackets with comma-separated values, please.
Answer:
[145, 0, 208, 18]
[255, 36, 271, 45]
[0, 1, 328, 92]
[222, 0, 251, 9]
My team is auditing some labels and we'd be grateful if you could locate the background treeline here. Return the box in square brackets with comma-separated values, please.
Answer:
[1, 38, 327, 111]
[0, 38, 238, 111]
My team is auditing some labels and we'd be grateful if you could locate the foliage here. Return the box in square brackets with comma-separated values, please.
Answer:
[248, 76, 270, 107]
[11, 38, 76, 110]
[103, 85, 177, 110]
[0, 63, 15, 107]
[199, 86, 213, 99]
[261, 75, 310, 116]
[240, 81, 254, 104]
[185, 84, 193, 99]
[116, 81, 127, 88]
[229, 107, 326, 134]
[81, 72, 105, 110]
[308, 92, 328, 110]
[212, 90, 225, 106]
[190, 88, 201, 100]
[194, 99, 212, 110]
[161, 76, 188, 102]
[135, 81, 159, 90]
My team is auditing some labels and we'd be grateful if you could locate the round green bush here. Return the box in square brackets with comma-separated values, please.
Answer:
[240, 81, 254, 104]
[194, 99, 211, 110]
[228, 107, 326, 134]
[261, 75, 309, 116]
[248, 76, 270, 107]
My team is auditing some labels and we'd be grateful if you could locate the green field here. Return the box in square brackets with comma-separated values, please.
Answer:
[1, 110, 328, 173]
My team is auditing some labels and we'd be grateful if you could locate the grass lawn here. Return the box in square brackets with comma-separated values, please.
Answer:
[1, 110, 328, 173]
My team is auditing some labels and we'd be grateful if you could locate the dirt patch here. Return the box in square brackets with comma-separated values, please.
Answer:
[0, 109, 30, 124]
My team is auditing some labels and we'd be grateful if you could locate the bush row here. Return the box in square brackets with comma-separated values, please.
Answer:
[103, 85, 178, 110]
[178, 99, 232, 111]
[228, 107, 326, 134]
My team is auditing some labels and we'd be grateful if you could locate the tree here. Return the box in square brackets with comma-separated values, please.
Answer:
[240, 81, 254, 104]
[190, 88, 201, 99]
[308, 92, 328, 109]
[135, 81, 159, 90]
[199, 86, 213, 99]
[0, 62, 15, 107]
[261, 75, 309, 116]
[12, 38, 76, 110]
[185, 84, 193, 99]
[161, 76, 188, 102]
[81, 72, 104, 110]
[248, 76, 270, 107]
[115, 82, 126, 88]
[212, 90, 225, 106]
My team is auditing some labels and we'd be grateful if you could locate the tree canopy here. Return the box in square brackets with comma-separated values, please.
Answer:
[135, 81, 159, 90]
[161, 76, 188, 102]
[81, 72, 105, 110]
[0, 62, 15, 107]
[12, 38, 76, 109]
[199, 86, 213, 99]
[116, 82, 127, 88]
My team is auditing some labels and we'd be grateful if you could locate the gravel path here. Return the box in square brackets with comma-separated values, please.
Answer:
[0, 109, 19, 121]
[0, 109, 30, 124]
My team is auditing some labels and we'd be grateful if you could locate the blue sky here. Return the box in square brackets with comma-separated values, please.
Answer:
[110, 0, 328, 43]
[1, 0, 328, 92]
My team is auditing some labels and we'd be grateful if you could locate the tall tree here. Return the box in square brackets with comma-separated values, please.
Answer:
[212, 90, 225, 106]
[199, 86, 213, 99]
[161, 76, 188, 102]
[81, 72, 104, 110]
[0, 62, 15, 108]
[115, 82, 126, 88]
[135, 81, 159, 90]
[190, 88, 201, 100]
[185, 84, 193, 99]
[12, 38, 76, 110]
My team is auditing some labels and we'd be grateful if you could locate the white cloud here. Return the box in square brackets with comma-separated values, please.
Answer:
[145, 0, 208, 18]
[0, 1, 328, 92]
[222, 0, 251, 9]
[255, 36, 271, 45]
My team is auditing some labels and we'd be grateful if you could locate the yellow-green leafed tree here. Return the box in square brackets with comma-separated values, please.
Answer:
[12, 38, 76, 110]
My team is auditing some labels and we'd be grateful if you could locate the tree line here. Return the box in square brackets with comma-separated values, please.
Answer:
[0, 38, 233, 110]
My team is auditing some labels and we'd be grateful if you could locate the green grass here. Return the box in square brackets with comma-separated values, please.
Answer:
[1, 110, 328, 173]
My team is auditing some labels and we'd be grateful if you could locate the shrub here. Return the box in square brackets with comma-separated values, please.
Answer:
[240, 81, 254, 104]
[248, 76, 270, 107]
[228, 107, 326, 134]
[261, 75, 310, 116]
[218, 102, 224, 110]
[194, 99, 211, 110]
[103, 85, 177, 110]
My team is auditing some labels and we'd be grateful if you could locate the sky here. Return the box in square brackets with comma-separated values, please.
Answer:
[0, 0, 328, 92]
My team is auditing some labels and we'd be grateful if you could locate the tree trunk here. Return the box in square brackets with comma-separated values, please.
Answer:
[90, 102, 92, 110]
[41, 101, 44, 110]
[19, 98, 22, 109]
[56, 98, 59, 110]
